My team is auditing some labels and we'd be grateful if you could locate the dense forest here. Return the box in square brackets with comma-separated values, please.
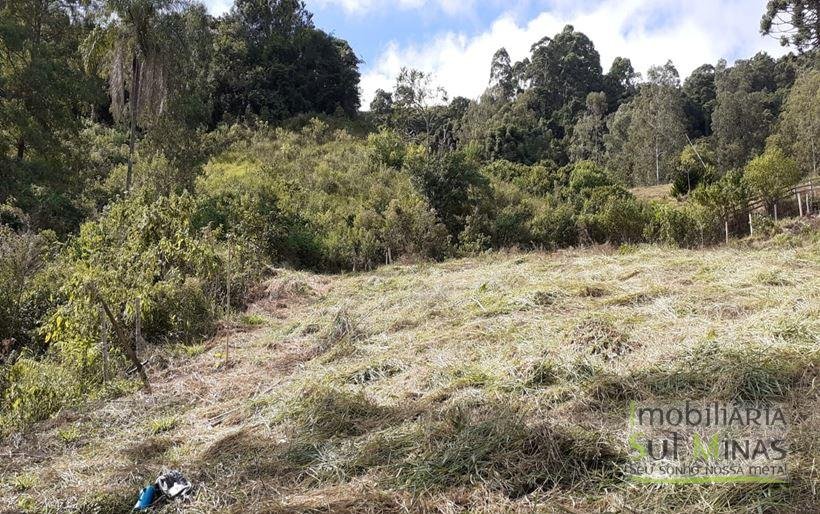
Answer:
[0, 0, 818, 430]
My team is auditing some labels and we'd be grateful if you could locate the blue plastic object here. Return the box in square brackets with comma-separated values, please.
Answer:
[134, 484, 156, 511]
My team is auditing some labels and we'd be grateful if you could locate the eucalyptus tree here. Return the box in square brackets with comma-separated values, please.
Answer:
[683, 64, 717, 137]
[774, 68, 820, 176]
[610, 61, 687, 185]
[569, 92, 608, 165]
[711, 54, 782, 171]
[526, 25, 604, 137]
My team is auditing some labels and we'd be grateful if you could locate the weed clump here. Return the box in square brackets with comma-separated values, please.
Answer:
[394, 400, 622, 498]
[312, 309, 364, 360]
[568, 317, 634, 360]
[587, 341, 819, 405]
[286, 385, 388, 439]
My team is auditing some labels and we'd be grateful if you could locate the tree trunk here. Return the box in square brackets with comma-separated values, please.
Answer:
[655, 137, 660, 185]
[15, 139, 25, 161]
[126, 54, 141, 193]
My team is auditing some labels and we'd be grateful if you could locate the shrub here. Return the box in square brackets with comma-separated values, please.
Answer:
[141, 279, 215, 345]
[405, 150, 490, 239]
[382, 198, 451, 261]
[367, 129, 408, 169]
[671, 144, 717, 198]
[744, 147, 801, 213]
[568, 160, 613, 194]
[644, 202, 717, 247]
[0, 227, 55, 348]
[1, 358, 77, 428]
[529, 202, 578, 249]
[12, 192, 263, 420]
[581, 195, 649, 245]
[199, 128, 450, 270]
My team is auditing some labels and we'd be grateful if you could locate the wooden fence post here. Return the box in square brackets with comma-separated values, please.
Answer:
[774, 203, 778, 222]
[100, 307, 110, 384]
[90, 285, 150, 391]
[134, 297, 143, 355]
[225, 242, 231, 367]
[749, 212, 754, 236]
[798, 192, 804, 217]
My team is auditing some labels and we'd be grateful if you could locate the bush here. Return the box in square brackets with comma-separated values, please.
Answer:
[529, 202, 578, 249]
[141, 279, 215, 345]
[568, 160, 614, 194]
[581, 195, 649, 245]
[31, 194, 261, 396]
[368, 129, 408, 169]
[744, 147, 801, 212]
[2, 358, 77, 428]
[671, 144, 717, 198]
[644, 202, 718, 247]
[199, 125, 450, 271]
[0, 227, 55, 348]
[405, 150, 490, 239]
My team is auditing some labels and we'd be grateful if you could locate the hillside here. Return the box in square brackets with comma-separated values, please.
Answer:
[2, 235, 819, 513]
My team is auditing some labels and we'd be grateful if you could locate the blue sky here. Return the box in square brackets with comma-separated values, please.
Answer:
[204, 0, 787, 106]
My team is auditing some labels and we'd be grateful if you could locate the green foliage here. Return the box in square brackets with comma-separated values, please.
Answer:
[529, 202, 579, 248]
[0, 227, 54, 348]
[2, 358, 80, 429]
[212, 0, 360, 123]
[761, 0, 820, 51]
[692, 169, 749, 220]
[568, 160, 614, 194]
[671, 143, 717, 198]
[367, 129, 408, 169]
[405, 150, 490, 240]
[772, 67, 820, 176]
[198, 125, 451, 270]
[644, 202, 718, 247]
[744, 147, 801, 209]
[581, 195, 650, 245]
[613, 63, 688, 186]
[711, 53, 794, 171]
[481, 159, 562, 196]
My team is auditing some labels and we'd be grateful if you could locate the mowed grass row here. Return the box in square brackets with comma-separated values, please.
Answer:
[3, 233, 819, 513]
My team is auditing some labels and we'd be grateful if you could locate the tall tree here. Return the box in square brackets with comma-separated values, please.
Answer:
[489, 48, 516, 100]
[0, 0, 90, 163]
[711, 54, 782, 171]
[604, 56, 640, 109]
[683, 64, 717, 137]
[526, 25, 604, 137]
[392, 67, 447, 147]
[569, 91, 608, 165]
[211, 0, 360, 124]
[611, 61, 687, 185]
[773, 67, 820, 175]
[604, 100, 635, 185]
[761, 0, 820, 51]
[82, 0, 185, 192]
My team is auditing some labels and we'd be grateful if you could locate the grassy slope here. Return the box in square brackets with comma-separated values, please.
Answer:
[630, 184, 677, 204]
[2, 235, 819, 513]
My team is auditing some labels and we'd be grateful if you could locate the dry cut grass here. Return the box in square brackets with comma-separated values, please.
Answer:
[1, 232, 819, 513]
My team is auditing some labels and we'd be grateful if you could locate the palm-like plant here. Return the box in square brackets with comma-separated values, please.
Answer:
[82, 0, 182, 192]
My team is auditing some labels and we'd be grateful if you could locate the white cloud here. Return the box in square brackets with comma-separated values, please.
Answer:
[312, 0, 476, 16]
[360, 0, 788, 107]
[203, 0, 232, 16]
